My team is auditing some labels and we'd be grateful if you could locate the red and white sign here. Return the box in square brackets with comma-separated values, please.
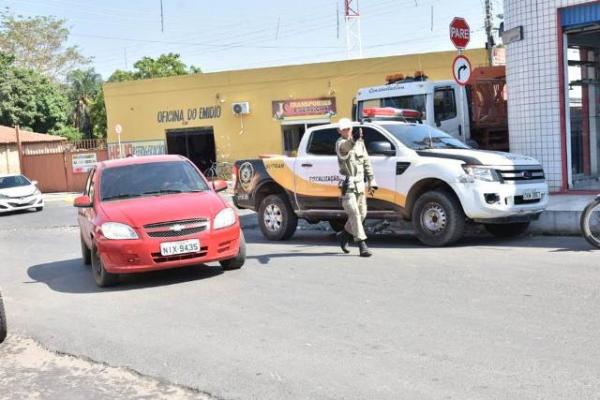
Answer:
[449, 17, 470, 49]
[452, 55, 472, 86]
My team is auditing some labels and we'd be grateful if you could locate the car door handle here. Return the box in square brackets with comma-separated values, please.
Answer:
[301, 163, 313, 168]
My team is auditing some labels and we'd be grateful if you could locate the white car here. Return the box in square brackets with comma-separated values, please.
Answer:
[0, 174, 44, 213]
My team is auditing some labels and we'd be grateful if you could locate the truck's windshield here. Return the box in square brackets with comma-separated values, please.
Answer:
[358, 94, 426, 120]
[382, 124, 470, 150]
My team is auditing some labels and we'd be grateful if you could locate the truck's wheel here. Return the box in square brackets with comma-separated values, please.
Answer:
[328, 219, 346, 232]
[258, 194, 298, 240]
[484, 222, 530, 238]
[412, 190, 465, 246]
[220, 231, 246, 270]
[0, 291, 7, 343]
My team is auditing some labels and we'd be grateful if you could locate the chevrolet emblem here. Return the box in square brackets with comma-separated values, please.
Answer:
[170, 224, 185, 232]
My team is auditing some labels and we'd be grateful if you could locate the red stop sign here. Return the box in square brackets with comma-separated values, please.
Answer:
[449, 17, 470, 49]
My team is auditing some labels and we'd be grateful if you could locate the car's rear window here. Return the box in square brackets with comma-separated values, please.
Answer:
[0, 175, 30, 189]
[100, 161, 209, 201]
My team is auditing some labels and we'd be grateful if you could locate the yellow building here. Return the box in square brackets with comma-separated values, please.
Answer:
[104, 48, 487, 171]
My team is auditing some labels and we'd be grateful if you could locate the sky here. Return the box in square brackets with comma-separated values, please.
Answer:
[0, 0, 504, 79]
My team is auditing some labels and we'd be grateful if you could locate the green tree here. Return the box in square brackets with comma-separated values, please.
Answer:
[89, 88, 107, 138]
[107, 53, 200, 82]
[90, 53, 201, 139]
[0, 54, 70, 134]
[66, 68, 102, 138]
[0, 11, 89, 81]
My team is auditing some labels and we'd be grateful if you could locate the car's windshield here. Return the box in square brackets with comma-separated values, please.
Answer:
[100, 161, 209, 201]
[382, 124, 470, 150]
[0, 175, 31, 189]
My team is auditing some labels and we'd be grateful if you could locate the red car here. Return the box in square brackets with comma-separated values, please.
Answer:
[74, 155, 245, 287]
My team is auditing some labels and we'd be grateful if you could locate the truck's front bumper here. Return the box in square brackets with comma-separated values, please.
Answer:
[452, 181, 549, 221]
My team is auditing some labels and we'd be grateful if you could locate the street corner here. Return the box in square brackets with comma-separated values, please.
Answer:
[0, 335, 211, 400]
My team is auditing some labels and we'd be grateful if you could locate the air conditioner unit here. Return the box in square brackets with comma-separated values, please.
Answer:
[232, 102, 250, 115]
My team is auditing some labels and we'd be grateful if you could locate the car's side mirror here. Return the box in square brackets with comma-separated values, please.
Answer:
[73, 195, 92, 208]
[435, 118, 442, 127]
[31, 180, 38, 186]
[212, 180, 228, 193]
[367, 141, 396, 157]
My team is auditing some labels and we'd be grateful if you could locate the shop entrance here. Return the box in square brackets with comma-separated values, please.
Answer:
[565, 25, 600, 190]
[281, 120, 329, 156]
[166, 127, 216, 173]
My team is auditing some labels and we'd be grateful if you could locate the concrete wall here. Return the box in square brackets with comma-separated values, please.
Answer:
[504, 0, 594, 192]
[104, 49, 488, 163]
[0, 144, 20, 174]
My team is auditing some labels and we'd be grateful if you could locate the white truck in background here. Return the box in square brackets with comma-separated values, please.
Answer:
[355, 68, 509, 151]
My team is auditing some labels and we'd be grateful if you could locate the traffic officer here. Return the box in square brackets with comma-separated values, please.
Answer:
[336, 118, 377, 257]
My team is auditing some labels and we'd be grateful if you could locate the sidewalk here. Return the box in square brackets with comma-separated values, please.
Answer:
[43, 192, 79, 203]
[531, 194, 596, 235]
[0, 335, 210, 400]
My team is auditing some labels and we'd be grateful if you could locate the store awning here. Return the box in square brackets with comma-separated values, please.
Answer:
[560, 2, 600, 29]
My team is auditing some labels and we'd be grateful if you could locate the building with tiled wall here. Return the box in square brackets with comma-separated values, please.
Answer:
[504, 0, 600, 192]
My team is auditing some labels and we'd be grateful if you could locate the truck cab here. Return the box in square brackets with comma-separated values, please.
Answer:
[355, 68, 509, 151]
[356, 79, 468, 141]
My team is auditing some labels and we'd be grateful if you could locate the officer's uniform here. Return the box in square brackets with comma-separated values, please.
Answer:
[336, 136, 377, 243]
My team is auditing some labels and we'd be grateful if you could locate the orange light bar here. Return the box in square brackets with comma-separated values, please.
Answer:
[362, 107, 422, 119]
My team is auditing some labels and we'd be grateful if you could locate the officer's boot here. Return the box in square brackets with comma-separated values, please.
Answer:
[358, 240, 372, 257]
[337, 230, 352, 254]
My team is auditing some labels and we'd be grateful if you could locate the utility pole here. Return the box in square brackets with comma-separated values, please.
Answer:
[484, 0, 494, 66]
[160, 0, 164, 33]
[344, 0, 362, 59]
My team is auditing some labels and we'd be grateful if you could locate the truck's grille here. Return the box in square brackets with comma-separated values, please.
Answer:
[144, 218, 209, 238]
[497, 166, 545, 184]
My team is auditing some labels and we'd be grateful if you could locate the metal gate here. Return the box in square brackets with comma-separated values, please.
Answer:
[21, 140, 108, 193]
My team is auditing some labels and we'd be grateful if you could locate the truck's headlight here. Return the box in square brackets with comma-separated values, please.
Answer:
[462, 166, 502, 182]
[101, 222, 139, 240]
[214, 207, 236, 230]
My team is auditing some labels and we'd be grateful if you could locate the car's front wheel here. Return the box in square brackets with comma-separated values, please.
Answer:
[220, 231, 246, 270]
[0, 291, 7, 343]
[91, 244, 118, 287]
[258, 194, 298, 240]
[412, 190, 465, 246]
[81, 236, 91, 266]
[484, 222, 530, 238]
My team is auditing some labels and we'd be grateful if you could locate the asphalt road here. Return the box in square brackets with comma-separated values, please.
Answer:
[1, 200, 599, 400]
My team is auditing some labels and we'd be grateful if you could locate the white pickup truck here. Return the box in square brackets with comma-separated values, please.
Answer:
[233, 117, 548, 246]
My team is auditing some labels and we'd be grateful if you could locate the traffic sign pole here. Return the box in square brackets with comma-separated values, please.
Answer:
[450, 17, 471, 143]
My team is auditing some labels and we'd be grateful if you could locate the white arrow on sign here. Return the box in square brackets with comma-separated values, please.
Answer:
[452, 55, 472, 86]
[115, 124, 122, 134]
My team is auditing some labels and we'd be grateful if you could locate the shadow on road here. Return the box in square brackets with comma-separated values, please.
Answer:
[27, 259, 224, 294]
[242, 223, 595, 252]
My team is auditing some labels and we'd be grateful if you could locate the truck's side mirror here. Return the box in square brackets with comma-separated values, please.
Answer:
[368, 141, 395, 156]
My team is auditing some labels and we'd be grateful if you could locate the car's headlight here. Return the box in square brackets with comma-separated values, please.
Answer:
[33, 189, 41, 196]
[462, 166, 502, 182]
[0, 194, 8, 199]
[101, 222, 139, 240]
[213, 207, 236, 230]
